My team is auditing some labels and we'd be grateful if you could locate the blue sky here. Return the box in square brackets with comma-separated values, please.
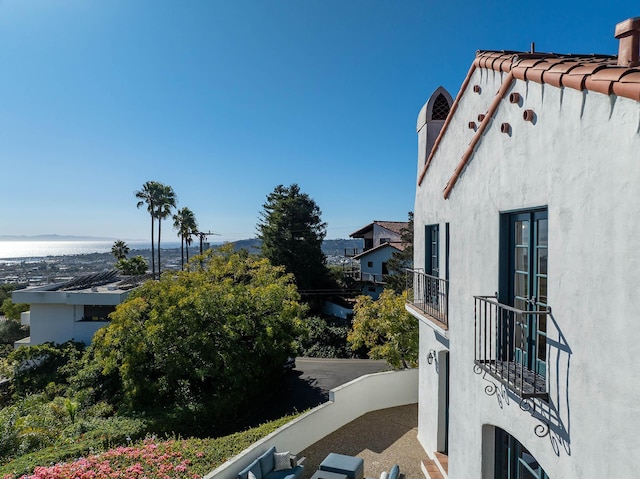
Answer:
[0, 1, 636, 242]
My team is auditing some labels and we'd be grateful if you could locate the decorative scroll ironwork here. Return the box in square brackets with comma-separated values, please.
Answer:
[475, 363, 571, 457]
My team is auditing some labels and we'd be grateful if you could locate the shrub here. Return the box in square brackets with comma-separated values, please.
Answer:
[0, 412, 301, 479]
[300, 316, 365, 359]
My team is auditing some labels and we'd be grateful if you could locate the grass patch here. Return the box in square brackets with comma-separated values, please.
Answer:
[0, 412, 302, 479]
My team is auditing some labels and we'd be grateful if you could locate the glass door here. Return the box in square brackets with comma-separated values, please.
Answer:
[507, 210, 548, 377]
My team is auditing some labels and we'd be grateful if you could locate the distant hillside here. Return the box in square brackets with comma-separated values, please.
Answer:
[0, 234, 118, 242]
[229, 238, 362, 256]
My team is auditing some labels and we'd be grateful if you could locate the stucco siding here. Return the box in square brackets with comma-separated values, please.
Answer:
[415, 68, 640, 478]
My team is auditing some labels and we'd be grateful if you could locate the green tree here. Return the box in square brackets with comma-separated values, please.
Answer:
[0, 318, 29, 359]
[1, 299, 29, 321]
[348, 290, 418, 369]
[257, 184, 328, 291]
[111, 240, 130, 261]
[173, 207, 198, 269]
[2, 341, 85, 398]
[91, 245, 306, 435]
[115, 255, 148, 275]
[384, 212, 414, 293]
[135, 181, 163, 278]
[155, 184, 177, 278]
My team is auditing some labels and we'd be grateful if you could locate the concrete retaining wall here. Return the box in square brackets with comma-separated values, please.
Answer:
[203, 368, 418, 479]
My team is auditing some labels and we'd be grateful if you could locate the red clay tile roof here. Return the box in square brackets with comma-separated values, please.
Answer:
[476, 50, 640, 100]
[350, 221, 409, 238]
[418, 49, 640, 189]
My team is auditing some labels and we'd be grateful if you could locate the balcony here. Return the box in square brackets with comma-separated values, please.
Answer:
[474, 295, 549, 401]
[361, 272, 385, 284]
[344, 248, 361, 257]
[405, 269, 448, 329]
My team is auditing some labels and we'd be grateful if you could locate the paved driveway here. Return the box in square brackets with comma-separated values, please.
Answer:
[244, 357, 390, 428]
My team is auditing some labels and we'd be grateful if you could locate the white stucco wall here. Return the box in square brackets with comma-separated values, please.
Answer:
[371, 224, 402, 248]
[13, 287, 131, 346]
[414, 67, 640, 478]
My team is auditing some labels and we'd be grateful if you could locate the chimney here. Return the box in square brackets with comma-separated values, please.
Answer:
[615, 17, 640, 67]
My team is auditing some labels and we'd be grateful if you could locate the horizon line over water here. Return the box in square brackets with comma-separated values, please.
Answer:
[0, 240, 185, 261]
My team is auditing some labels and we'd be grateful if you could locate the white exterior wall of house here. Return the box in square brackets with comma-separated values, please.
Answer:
[356, 244, 399, 299]
[371, 224, 402, 247]
[13, 286, 131, 346]
[413, 61, 640, 478]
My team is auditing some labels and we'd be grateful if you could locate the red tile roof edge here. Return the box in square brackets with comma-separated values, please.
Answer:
[417, 50, 640, 189]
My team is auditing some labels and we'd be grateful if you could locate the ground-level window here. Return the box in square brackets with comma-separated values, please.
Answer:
[495, 428, 549, 479]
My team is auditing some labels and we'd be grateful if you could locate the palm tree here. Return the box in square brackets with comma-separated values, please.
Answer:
[155, 184, 177, 278]
[111, 240, 130, 261]
[173, 207, 198, 270]
[185, 218, 197, 264]
[136, 181, 163, 277]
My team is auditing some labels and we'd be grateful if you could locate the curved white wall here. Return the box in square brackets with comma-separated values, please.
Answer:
[203, 368, 418, 479]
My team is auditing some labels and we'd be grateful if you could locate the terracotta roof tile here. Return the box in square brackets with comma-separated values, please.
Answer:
[471, 50, 640, 102]
[419, 47, 640, 192]
[547, 62, 582, 73]
[591, 67, 631, 81]
[620, 71, 640, 82]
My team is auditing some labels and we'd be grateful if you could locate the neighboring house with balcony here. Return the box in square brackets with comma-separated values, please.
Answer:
[407, 17, 640, 479]
[12, 271, 148, 347]
[349, 221, 408, 299]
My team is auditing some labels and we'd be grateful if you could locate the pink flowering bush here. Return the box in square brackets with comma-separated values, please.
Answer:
[1, 412, 301, 479]
[5, 439, 203, 479]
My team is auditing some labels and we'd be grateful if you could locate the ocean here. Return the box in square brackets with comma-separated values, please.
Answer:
[0, 240, 182, 260]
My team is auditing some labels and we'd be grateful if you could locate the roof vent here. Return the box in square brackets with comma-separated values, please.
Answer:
[615, 17, 640, 67]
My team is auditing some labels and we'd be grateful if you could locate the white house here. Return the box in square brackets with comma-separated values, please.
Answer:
[12, 271, 147, 347]
[407, 17, 640, 479]
[350, 221, 409, 299]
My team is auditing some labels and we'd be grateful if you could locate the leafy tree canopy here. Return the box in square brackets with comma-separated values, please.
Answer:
[1, 299, 29, 321]
[257, 184, 329, 291]
[91, 245, 306, 434]
[348, 290, 418, 369]
[384, 211, 414, 294]
[115, 256, 148, 276]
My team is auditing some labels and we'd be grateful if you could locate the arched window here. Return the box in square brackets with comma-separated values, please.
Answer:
[495, 428, 549, 479]
[431, 93, 450, 120]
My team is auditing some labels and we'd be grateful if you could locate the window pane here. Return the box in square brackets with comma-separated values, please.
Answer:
[537, 247, 547, 275]
[516, 246, 529, 272]
[515, 272, 529, 298]
[537, 332, 547, 361]
[515, 221, 529, 245]
[537, 219, 548, 246]
[537, 276, 547, 305]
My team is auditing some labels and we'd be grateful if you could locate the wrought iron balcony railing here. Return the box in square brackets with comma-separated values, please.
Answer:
[405, 269, 448, 327]
[474, 295, 549, 401]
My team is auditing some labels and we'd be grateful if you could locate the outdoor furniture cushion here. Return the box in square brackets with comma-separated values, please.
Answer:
[239, 459, 264, 479]
[259, 447, 277, 476]
[319, 453, 364, 479]
[239, 447, 304, 479]
[274, 451, 292, 471]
